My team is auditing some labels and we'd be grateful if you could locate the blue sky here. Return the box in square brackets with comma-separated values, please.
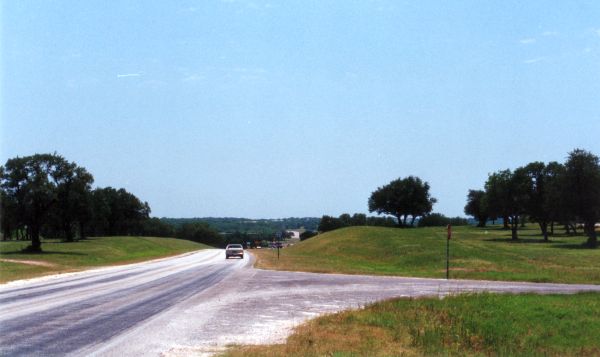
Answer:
[2, 0, 599, 218]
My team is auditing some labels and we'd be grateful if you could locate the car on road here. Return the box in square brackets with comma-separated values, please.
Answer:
[225, 244, 244, 259]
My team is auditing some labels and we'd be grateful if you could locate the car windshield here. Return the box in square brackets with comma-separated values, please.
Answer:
[228, 245, 243, 249]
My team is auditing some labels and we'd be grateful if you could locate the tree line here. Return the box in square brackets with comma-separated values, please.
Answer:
[464, 149, 600, 248]
[0, 154, 151, 251]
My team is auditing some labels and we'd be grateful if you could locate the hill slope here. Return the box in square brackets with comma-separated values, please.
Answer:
[253, 225, 600, 284]
[0, 237, 209, 283]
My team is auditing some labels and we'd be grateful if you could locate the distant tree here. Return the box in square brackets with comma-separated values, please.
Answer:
[464, 190, 488, 227]
[368, 176, 436, 227]
[0, 187, 18, 240]
[89, 187, 149, 236]
[516, 162, 555, 241]
[484, 170, 511, 230]
[563, 149, 600, 248]
[176, 222, 223, 247]
[338, 213, 352, 227]
[366, 216, 397, 227]
[300, 230, 317, 241]
[53, 161, 94, 241]
[543, 162, 568, 235]
[418, 213, 467, 227]
[142, 217, 176, 237]
[318, 215, 344, 232]
[485, 169, 529, 240]
[350, 213, 367, 226]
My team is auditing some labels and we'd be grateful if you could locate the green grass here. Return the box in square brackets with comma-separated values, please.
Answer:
[0, 236, 209, 283]
[223, 293, 600, 357]
[253, 225, 600, 284]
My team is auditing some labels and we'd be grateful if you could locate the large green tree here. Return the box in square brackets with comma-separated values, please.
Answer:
[464, 189, 488, 227]
[516, 162, 552, 241]
[563, 149, 600, 248]
[368, 176, 436, 227]
[485, 169, 529, 240]
[0, 154, 75, 251]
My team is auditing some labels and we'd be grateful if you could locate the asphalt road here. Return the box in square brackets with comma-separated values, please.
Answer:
[1, 249, 599, 356]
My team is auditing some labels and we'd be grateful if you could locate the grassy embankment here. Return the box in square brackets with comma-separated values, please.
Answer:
[0, 236, 209, 283]
[253, 225, 600, 284]
[224, 292, 600, 357]
[237, 226, 600, 356]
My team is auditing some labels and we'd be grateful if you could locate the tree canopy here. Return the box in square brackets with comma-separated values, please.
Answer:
[368, 176, 436, 227]
[465, 149, 600, 247]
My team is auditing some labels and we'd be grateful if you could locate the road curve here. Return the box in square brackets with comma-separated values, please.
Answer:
[1, 249, 599, 356]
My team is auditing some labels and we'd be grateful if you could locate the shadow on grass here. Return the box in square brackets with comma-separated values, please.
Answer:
[0, 250, 87, 256]
[483, 237, 562, 244]
[551, 243, 598, 250]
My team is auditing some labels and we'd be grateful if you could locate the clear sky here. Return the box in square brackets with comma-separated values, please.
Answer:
[2, 1, 599, 218]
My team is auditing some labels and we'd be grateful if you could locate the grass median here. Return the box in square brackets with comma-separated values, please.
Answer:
[224, 292, 600, 357]
[252, 225, 600, 284]
[0, 236, 209, 283]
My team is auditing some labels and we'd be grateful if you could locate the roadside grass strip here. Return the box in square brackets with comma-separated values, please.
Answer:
[253, 225, 600, 284]
[223, 292, 600, 357]
[0, 236, 208, 283]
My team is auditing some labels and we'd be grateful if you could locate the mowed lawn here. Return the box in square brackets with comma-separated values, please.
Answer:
[253, 225, 600, 284]
[0, 236, 209, 283]
[224, 293, 600, 357]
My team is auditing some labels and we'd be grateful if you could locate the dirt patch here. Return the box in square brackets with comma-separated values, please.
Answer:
[0, 259, 57, 268]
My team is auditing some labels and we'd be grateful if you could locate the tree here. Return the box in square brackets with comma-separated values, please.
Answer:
[464, 190, 488, 227]
[563, 149, 600, 248]
[485, 169, 529, 240]
[350, 213, 367, 226]
[368, 176, 436, 227]
[543, 162, 568, 235]
[318, 215, 344, 232]
[176, 222, 223, 247]
[300, 230, 317, 241]
[89, 187, 149, 236]
[0, 154, 71, 251]
[54, 162, 94, 241]
[418, 213, 468, 227]
[516, 162, 551, 241]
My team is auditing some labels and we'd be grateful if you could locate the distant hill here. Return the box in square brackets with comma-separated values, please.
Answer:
[160, 217, 320, 234]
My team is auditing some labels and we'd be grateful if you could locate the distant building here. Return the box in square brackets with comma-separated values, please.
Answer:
[285, 229, 305, 239]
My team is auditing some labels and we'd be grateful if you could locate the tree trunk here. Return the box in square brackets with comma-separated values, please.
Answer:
[585, 221, 598, 248]
[539, 222, 548, 242]
[511, 215, 519, 240]
[29, 224, 42, 252]
[402, 215, 407, 226]
[477, 216, 486, 228]
[503, 215, 510, 229]
[396, 215, 403, 228]
[79, 221, 86, 240]
[570, 223, 578, 235]
[550, 222, 554, 235]
[64, 220, 74, 242]
[410, 216, 416, 227]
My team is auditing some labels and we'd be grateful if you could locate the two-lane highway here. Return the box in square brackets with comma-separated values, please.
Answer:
[1, 250, 599, 356]
[0, 250, 247, 356]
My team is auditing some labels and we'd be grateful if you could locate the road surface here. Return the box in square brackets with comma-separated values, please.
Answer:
[1, 249, 599, 356]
